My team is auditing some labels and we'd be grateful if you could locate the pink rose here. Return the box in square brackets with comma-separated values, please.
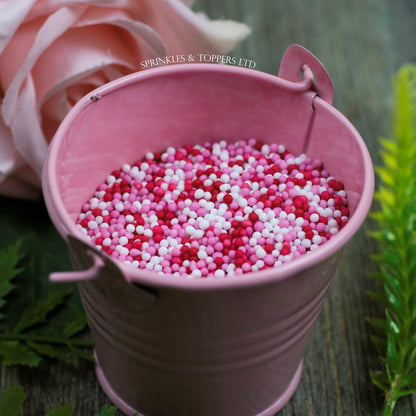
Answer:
[0, 0, 250, 199]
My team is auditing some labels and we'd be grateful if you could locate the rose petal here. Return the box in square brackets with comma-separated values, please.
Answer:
[26, 0, 250, 56]
[0, 17, 45, 91]
[41, 69, 115, 140]
[140, 0, 251, 55]
[64, 69, 116, 104]
[2, 6, 86, 124]
[0, 114, 19, 180]
[0, 113, 40, 199]
[179, 0, 194, 6]
[191, 15, 252, 53]
[74, 7, 167, 58]
[10, 74, 47, 176]
[0, 0, 36, 54]
[100, 66, 126, 83]
[40, 71, 119, 142]
[25, 0, 142, 22]
[33, 24, 139, 108]
[41, 67, 128, 142]
[40, 90, 72, 141]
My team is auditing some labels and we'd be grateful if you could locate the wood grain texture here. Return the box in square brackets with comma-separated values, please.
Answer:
[1, 0, 416, 414]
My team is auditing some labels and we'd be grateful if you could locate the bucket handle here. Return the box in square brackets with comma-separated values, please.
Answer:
[49, 252, 104, 283]
[50, 235, 158, 312]
[49, 235, 106, 283]
[278, 44, 333, 105]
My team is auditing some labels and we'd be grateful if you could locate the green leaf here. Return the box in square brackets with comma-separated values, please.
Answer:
[0, 385, 26, 416]
[371, 335, 387, 357]
[45, 403, 72, 416]
[385, 310, 401, 337]
[374, 186, 395, 208]
[386, 333, 400, 374]
[95, 404, 118, 416]
[63, 314, 89, 338]
[375, 166, 395, 187]
[13, 288, 73, 334]
[368, 63, 416, 411]
[402, 371, 416, 387]
[380, 149, 397, 170]
[384, 286, 403, 317]
[0, 241, 24, 319]
[0, 341, 41, 367]
[397, 388, 416, 398]
[379, 269, 402, 297]
[371, 251, 401, 272]
[26, 341, 69, 361]
[369, 211, 386, 224]
[366, 317, 388, 333]
[409, 319, 416, 342]
[67, 343, 94, 362]
[382, 229, 397, 244]
[370, 370, 389, 392]
[0, 236, 92, 368]
[379, 137, 397, 153]
[367, 291, 388, 307]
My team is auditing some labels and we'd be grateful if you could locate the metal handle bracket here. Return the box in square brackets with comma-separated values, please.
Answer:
[278, 44, 333, 104]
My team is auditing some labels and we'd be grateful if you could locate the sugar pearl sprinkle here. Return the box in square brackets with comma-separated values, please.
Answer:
[76, 139, 349, 278]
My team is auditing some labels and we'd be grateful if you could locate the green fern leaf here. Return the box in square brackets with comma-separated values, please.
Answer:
[368, 63, 416, 415]
[0, 385, 26, 416]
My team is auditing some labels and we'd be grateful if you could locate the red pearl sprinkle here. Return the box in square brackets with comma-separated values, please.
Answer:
[76, 139, 350, 278]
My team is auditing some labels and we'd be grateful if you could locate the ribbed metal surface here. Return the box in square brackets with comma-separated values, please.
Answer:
[80, 278, 329, 374]
[74, 253, 339, 416]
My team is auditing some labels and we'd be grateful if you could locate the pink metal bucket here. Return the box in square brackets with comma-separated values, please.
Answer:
[42, 45, 374, 416]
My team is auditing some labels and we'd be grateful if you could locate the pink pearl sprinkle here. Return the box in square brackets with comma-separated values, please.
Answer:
[76, 139, 349, 278]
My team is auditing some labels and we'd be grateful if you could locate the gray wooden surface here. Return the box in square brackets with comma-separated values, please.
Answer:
[2, 0, 416, 414]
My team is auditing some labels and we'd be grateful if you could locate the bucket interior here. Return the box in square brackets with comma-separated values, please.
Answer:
[50, 65, 370, 232]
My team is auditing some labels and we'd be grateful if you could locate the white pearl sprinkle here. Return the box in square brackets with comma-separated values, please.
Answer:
[78, 139, 349, 279]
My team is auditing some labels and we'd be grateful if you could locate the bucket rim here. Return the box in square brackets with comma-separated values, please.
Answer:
[42, 62, 375, 291]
